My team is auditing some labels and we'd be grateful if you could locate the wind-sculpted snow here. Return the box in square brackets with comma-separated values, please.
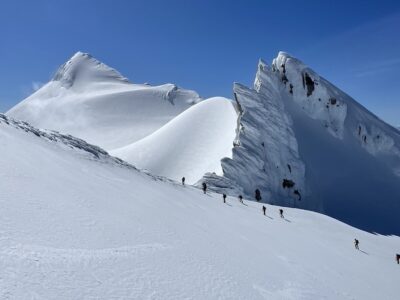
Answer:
[6, 50, 400, 234]
[111, 97, 238, 184]
[206, 52, 400, 235]
[213, 74, 305, 207]
[272, 52, 348, 139]
[52, 52, 129, 88]
[273, 52, 400, 172]
[7, 52, 201, 150]
[0, 114, 132, 168]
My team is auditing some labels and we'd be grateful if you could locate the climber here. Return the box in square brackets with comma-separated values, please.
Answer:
[289, 84, 293, 94]
[279, 209, 284, 218]
[255, 189, 262, 202]
[202, 182, 207, 194]
[238, 195, 243, 204]
[262, 205, 266, 216]
[181, 177, 185, 186]
[396, 254, 400, 264]
[223, 193, 227, 203]
[354, 239, 359, 250]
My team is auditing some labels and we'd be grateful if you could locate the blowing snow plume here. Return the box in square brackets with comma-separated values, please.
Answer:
[7, 52, 201, 150]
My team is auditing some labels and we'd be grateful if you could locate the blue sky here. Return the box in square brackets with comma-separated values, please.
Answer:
[1, 0, 399, 125]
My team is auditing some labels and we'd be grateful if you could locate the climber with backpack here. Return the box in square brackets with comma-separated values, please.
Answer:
[202, 182, 207, 194]
[354, 239, 359, 250]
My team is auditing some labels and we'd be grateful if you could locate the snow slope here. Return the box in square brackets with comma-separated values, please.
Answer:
[6, 51, 400, 235]
[7, 52, 201, 150]
[206, 52, 400, 235]
[111, 97, 238, 184]
[0, 114, 399, 299]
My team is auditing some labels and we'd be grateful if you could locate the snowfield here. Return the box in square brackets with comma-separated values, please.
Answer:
[0, 114, 399, 299]
[111, 97, 238, 184]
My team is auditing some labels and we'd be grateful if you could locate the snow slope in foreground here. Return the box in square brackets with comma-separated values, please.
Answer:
[6, 52, 201, 150]
[0, 114, 399, 299]
[111, 97, 238, 184]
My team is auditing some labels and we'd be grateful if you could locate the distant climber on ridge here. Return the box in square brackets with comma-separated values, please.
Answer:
[202, 182, 207, 194]
[279, 209, 284, 218]
[396, 254, 400, 264]
[223, 193, 227, 203]
[354, 239, 359, 250]
[262, 206, 266, 216]
[181, 177, 185, 186]
[238, 195, 243, 204]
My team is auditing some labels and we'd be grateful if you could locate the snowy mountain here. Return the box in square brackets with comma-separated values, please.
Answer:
[7, 52, 239, 185]
[205, 52, 400, 235]
[0, 113, 399, 299]
[7, 51, 400, 235]
[7, 52, 201, 150]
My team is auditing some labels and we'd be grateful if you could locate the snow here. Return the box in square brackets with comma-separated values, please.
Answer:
[212, 62, 306, 207]
[7, 52, 201, 150]
[111, 97, 238, 184]
[6, 51, 400, 235]
[0, 114, 399, 299]
[272, 52, 348, 139]
[205, 52, 400, 235]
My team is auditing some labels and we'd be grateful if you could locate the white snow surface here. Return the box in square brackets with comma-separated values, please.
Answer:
[7, 52, 201, 150]
[0, 114, 399, 299]
[111, 97, 238, 184]
[6, 51, 400, 235]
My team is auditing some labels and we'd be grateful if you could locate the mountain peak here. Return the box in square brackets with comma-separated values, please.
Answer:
[52, 51, 129, 88]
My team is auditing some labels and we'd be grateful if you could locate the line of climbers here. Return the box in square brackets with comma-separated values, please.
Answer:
[183, 177, 399, 265]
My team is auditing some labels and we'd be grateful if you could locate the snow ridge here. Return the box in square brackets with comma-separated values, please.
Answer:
[273, 51, 400, 169]
[7, 52, 202, 150]
[52, 51, 129, 88]
[272, 52, 348, 139]
[111, 97, 237, 184]
[0, 114, 132, 168]
[204, 52, 400, 234]
[205, 60, 305, 206]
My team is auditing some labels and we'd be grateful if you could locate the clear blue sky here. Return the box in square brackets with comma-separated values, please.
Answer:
[1, 0, 400, 125]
